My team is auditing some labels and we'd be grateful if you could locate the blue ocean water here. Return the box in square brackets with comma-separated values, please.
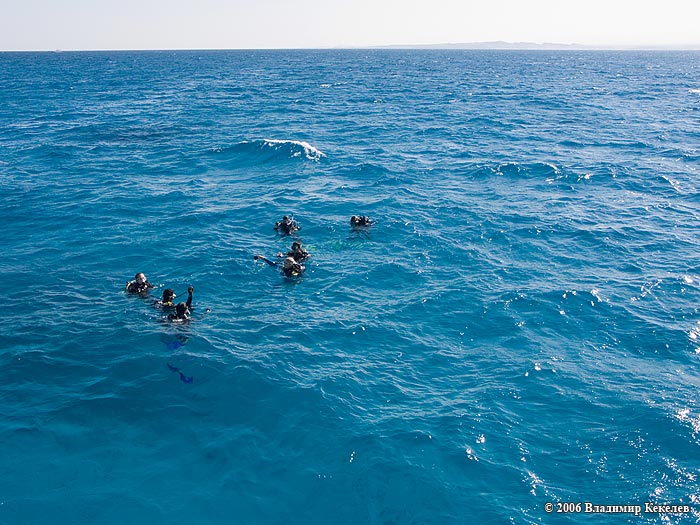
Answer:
[1, 49, 700, 524]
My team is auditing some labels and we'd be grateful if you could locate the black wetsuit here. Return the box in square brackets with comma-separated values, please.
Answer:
[126, 280, 154, 294]
[167, 290, 193, 321]
[274, 218, 299, 235]
[255, 255, 304, 277]
[351, 216, 372, 226]
[281, 260, 303, 277]
[286, 247, 309, 262]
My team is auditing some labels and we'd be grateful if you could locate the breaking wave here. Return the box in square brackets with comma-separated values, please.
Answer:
[209, 138, 325, 164]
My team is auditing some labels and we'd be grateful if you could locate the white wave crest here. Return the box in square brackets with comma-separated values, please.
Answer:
[263, 139, 325, 161]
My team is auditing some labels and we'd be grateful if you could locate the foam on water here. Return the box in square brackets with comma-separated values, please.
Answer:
[211, 138, 324, 163]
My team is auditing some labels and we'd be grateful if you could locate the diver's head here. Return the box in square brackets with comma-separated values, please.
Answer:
[282, 256, 302, 275]
[282, 215, 289, 221]
[350, 216, 359, 225]
[135, 272, 147, 283]
[175, 302, 189, 319]
[291, 241, 301, 250]
[163, 288, 175, 303]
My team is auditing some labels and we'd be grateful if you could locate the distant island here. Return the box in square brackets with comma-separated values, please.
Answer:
[371, 41, 700, 51]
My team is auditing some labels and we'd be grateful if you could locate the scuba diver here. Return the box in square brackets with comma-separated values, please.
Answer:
[350, 215, 373, 227]
[274, 215, 300, 235]
[276, 240, 310, 262]
[125, 272, 155, 294]
[153, 288, 176, 309]
[167, 286, 194, 322]
[254, 254, 305, 277]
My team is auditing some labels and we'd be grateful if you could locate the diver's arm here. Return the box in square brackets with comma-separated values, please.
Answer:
[254, 255, 277, 267]
[186, 286, 194, 308]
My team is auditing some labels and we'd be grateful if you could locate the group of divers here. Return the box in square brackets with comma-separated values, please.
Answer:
[125, 215, 374, 323]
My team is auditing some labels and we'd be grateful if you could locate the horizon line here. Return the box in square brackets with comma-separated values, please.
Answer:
[3, 40, 700, 53]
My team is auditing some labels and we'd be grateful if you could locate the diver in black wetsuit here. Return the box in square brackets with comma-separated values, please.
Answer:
[167, 286, 194, 322]
[274, 215, 300, 235]
[125, 272, 155, 294]
[350, 215, 372, 227]
[153, 288, 176, 309]
[276, 240, 309, 262]
[254, 255, 304, 277]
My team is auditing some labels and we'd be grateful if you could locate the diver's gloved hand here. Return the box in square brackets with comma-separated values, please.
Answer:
[188, 286, 194, 294]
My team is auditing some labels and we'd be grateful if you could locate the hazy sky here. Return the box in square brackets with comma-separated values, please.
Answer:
[2, 0, 699, 50]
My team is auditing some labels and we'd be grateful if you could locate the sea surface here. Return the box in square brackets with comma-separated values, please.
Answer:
[1, 49, 700, 524]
